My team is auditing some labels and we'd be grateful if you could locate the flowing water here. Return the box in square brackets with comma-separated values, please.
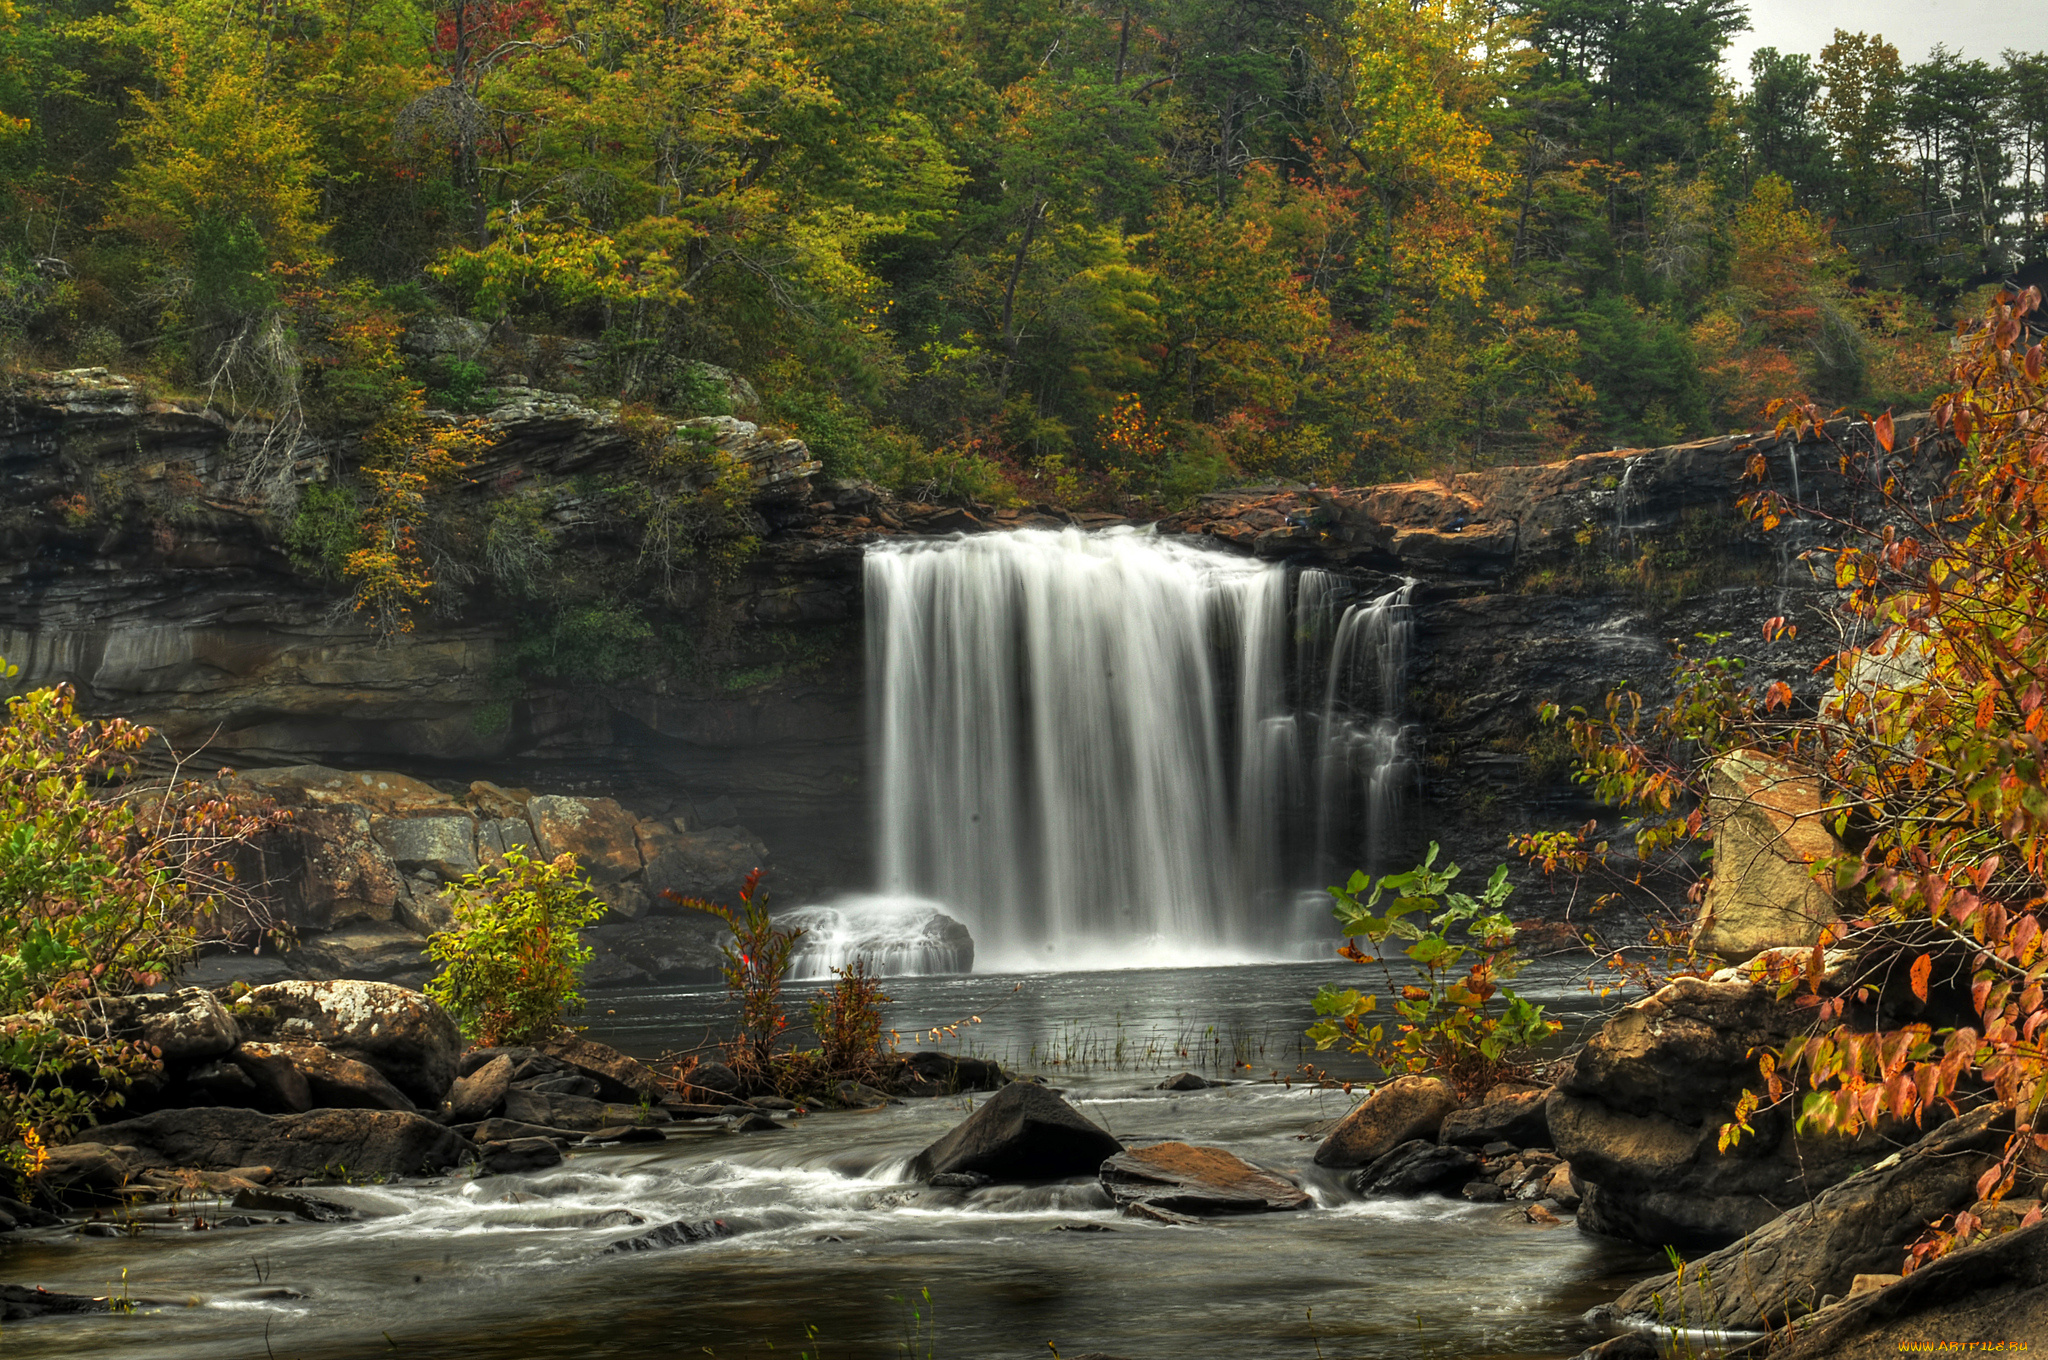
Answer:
[0, 965, 1662, 1360]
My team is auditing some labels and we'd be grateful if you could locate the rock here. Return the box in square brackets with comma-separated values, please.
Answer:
[287, 924, 434, 985]
[1353, 1140, 1480, 1196]
[680, 1061, 743, 1099]
[1568, 1336, 1662, 1360]
[593, 879, 651, 923]
[1549, 973, 1898, 1248]
[1312, 1075, 1460, 1168]
[930, 1171, 992, 1189]
[37, 1142, 134, 1192]
[642, 825, 770, 907]
[686, 794, 741, 829]
[231, 1042, 315, 1113]
[1098, 1142, 1311, 1215]
[468, 782, 532, 819]
[1600, 1104, 2010, 1330]
[100, 987, 240, 1063]
[502, 1088, 666, 1132]
[230, 1187, 359, 1221]
[448, 1054, 515, 1122]
[1439, 1084, 1550, 1147]
[69, 1107, 473, 1181]
[270, 1041, 417, 1112]
[539, 1036, 668, 1102]
[1522, 1202, 1562, 1225]
[1540, 1163, 1582, 1211]
[397, 883, 458, 935]
[909, 1082, 1123, 1183]
[177, 1058, 263, 1106]
[0, 1195, 60, 1228]
[1, 1284, 106, 1321]
[581, 915, 728, 987]
[248, 803, 412, 931]
[403, 314, 489, 362]
[1695, 750, 1846, 962]
[829, 1081, 894, 1109]
[371, 813, 479, 880]
[605, 1218, 733, 1253]
[582, 1126, 666, 1145]
[527, 795, 643, 882]
[891, 1050, 1007, 1097]
[479, 816, 538, 862]
[233, 980, 459, 1107]
[464, 1118, 583, 1144]
[729, 1112, 781, 1132]
[1462, 1180, 1507, 1203]
[1120, 1201, 1199, 1226]
[477, 1137, 563, 1175]
[1762, 1218, 2048, 1360]
[1157, 1072, 1223, 1091]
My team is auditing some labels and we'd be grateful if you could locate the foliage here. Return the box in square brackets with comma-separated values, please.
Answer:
[1308, 843, 1559, 1098]
[424, 850, 606, 1047]
[673, 868, 799, 1090]
[0, 660, 272, 1186]
[810, 959, 892, 1083]
[284, 481, 361, 580]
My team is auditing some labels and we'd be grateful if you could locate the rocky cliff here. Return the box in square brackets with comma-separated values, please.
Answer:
[1, 366, 1934, 936]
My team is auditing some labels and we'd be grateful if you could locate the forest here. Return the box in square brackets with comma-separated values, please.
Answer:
[0, 0, 2044, 502]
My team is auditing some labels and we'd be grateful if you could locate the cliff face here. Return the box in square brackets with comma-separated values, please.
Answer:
[0, 367, 1927, 913]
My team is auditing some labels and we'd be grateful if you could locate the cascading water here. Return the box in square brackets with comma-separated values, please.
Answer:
[795, 529, 1422, 975]
[863, 528, 1290, 971]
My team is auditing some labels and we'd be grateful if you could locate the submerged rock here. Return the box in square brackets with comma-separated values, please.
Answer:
[1, 1285, 105, 1321]
[605, 1218, 734, 1253]
[1157, 1072, 1224, 1091]
[909, 1082, 1122, 1183]
[478, 1137, 564, 1175]
[1098, 1142, 1310, 1215]
[1312, 1075, 1459, 1168]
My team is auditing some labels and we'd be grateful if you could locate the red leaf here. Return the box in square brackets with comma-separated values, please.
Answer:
[1977, 1165, 2003, 1199]
[1910, 953, 1933, 1004]
[1874, 411, 1895, 453]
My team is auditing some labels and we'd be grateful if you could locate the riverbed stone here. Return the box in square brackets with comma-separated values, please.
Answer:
[540, 1035, 668, 1101]
[1158, 1072, 1224, 1091]
[1312, 1075, 1459, 1168]
[891, 1050, 1006, 1097]
[1438, 1083, 1550, 1148]
[448, 1055, 515, 1122]
[231, 1041, 315, 1113]
[527, 795, 642, 882]
[232, 980, 459, 1107]
[478, 1137, 563, 1175]
[1598, 1104, 2011, 1330]
[271, 1041, 417, 1112]
[1098, 1142, 1311, 1215]
[910, 1082, 1123, 1183]
[1353, 1140, 1480, 1196]
[1, 1285, 106, 1321]
[1695, 750, 1845, 962]
[502, 1088, 667, 1132]
[69, 1107, 473, 1181]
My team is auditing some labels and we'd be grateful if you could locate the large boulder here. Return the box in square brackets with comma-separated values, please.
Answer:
[244, 803, 410, 931]
[269, 1041, 417, 1112]
[1549, 974, 1898, 1248]
[1761, 1217, 2048, 1360]
[909, 1082, 1123, 1182]
[1696, 750, 1846, 962]
[1439, 1083, 1551, 1148]
[539, 1036, 667, 1102]
[69, 1106, 473, 1181]
[371, 813, 480, 880]
[1598, 1104, 2010, 1329]
[99, 987, 240, 1063]
[642, 825, 770, 907]
[1099, 1142, 1311, 1215]
[890, 1050, 1006, 1097]
[232, 981, 459, 1107]
[1354, 1140, 1482, 1196]
[1312, 1075, 1459, 1168]
[448, 1054, 515, 1122]
[527, 795, 643, 882]
[231, 1041, 314, 1113]
[580, 915, 728, 987]
[502, 1088, 666, 1132]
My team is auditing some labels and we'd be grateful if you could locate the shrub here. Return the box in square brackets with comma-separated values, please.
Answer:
[673, 868, 801, 1091]
[0, 662, 273, 1187]
[284, 480, 362, 580]
[812, 959, 892, 1083]
[425, 850, 607, 1046]
[1307, 843, 1560, 1099]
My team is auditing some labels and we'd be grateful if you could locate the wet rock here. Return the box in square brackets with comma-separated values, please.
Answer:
[270, 1041, 417, 1112]
[828, 1080, 894, 1109]
[1312, 1075, 1459, 1168]
[1098, 1142, 1311, 1215]
[1462, 1180, 1507, 1203]
[681, 1061, 743, 1099]
[729, 1112, 781, 1132]
[527, 795, 642, 882]
[70, 1106, 473, 1181]
[581, 1126, 666, 1145]
[0, 1195, 60, 1229]
[448, 1055, 515, 1122]
[662, 1103, 746, 1121]
[1157, 1072, 1223, 1091]
[478, 1137, 563, 1175]
[1, 1285, 106, 1321]
[909, 1082, 1123, 1183]
[522, 1074, 600, 1098]
[1439, 1083, 1551, 1148]
[891, 1050, 1006, 1097]
[231, 1042, 315, 1114]
[539, 1035, 667, 1102]
[1568, 1336, 1661, 1360]
[1762, 1218, 2048, 1360]
[1695, 750, 1846, 962]
[581, 915, 727, 987]
[232, 980, 460, 1107]
[1599, 1105, 2011, 1330]
[100, 986, 240, 1063]
[229, 1187, 360, 1222]
[929, 1172, 992, 1189]
[502, 1088, 667, 1132]
[462, 1118, 583, 1144]
[1549, 973, 1899, 1248]
[1120, 1201, 1198, 1226]
[605, 1218, 734, 1253]
[37, 1142, 134, 1193]
[1353, 1140, 1479, 1196]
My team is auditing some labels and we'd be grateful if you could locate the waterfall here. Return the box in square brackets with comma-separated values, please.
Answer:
[1311, 581, 1420, 880]
[863, 528, 1292, 971]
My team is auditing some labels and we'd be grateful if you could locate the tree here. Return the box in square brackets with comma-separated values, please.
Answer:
[1740, 48, 1833, 207]
[1817, 30, 1908, 226]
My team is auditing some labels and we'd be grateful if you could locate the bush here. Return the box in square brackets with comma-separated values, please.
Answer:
[1308, 843, 1559, 1099]
[284, 480, 362, 580]
[812, 960, 891, 1082]
[425, 850, 607, 1046]
[675, 869, 799, 1091]
[0, 663, 273, 1187]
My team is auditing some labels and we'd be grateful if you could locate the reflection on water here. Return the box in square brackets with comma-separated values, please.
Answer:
[0, 964, 1656, 1359]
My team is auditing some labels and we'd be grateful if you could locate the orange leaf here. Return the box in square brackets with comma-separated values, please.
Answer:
[1874, 411, 1894, 453]
[1910, 953, 1933, 1004]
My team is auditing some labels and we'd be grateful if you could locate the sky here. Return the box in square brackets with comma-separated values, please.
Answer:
[1724, 0, 2038, 84]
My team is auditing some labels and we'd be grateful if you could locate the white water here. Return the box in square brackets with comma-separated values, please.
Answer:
[782, 895, 973, 980]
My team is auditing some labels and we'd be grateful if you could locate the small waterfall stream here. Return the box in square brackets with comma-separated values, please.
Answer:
[793, 528, 1421, 975]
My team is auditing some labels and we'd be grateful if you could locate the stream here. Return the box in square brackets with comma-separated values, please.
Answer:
[0, 963, 1665, 1359]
